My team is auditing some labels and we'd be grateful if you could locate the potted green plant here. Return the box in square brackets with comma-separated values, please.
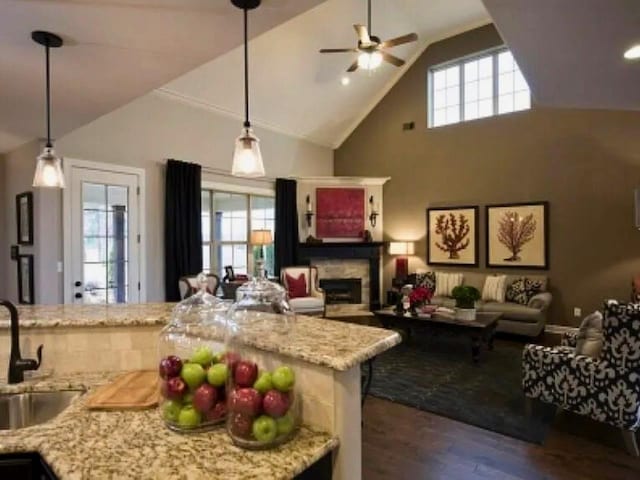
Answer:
[451, 285, 481, 321]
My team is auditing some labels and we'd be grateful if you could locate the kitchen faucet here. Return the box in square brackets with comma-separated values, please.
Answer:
[1, 300, 43, 383]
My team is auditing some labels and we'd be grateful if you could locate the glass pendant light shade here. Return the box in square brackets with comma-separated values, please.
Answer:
[231, 127, 265, 177]
[358, 51, 383, 70]
[33, 146, 65, 188]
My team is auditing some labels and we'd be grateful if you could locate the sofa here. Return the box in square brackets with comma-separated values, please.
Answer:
[408, 271, 552, 337]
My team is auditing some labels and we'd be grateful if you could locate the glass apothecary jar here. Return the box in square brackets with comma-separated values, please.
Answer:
[158, 273, 230, 433]
[224, 274, 300, 449]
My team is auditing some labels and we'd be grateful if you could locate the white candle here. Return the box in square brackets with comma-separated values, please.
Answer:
[307, 201, 313, 212]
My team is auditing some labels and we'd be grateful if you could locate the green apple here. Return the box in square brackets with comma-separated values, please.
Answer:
[191, 346, 214, 366]
[275, 412, 295, 436]
[253, 372, 273, 394]
[207, 363, 228, 387]
[272, 366, 295, 392]
[162, 400, 182, 423]
[178, 405, 202, 428]
[211, 352, 223, 364]
[180, 362, 206, 390]
[252, 415, 277, 443]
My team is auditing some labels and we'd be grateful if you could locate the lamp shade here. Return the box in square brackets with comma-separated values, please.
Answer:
[232, 127, 265, 177]
[33, 146, 65, 188]
[388, 241, 415, 256]
[251, 229, 273, 245]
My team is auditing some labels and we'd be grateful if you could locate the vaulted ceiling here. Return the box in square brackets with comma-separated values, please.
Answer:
[0, 0, 326, 153]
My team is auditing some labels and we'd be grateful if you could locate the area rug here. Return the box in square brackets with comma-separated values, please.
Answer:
[368, 330, 557, 443]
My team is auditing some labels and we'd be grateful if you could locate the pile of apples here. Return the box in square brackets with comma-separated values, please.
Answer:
[159, 346, 229, 429]
[227, 359, 297, 445]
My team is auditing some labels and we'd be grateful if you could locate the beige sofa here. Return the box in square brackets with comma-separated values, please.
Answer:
[413, 271, 552, 337]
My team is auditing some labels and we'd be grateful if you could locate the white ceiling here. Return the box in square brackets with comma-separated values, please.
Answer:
[483, 0, 640, 111]
[161, 0, 490, 148]
[0, 0, 326, 153]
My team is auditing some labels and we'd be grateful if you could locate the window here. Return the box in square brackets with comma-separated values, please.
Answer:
[429, 48, 530, 128]
[201, 189, 275, 279]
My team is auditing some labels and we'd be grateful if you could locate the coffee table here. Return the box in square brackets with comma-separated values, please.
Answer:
[373, 308, 501, 363]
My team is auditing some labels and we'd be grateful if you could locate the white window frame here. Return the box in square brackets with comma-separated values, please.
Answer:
[427, 46, 530, 128]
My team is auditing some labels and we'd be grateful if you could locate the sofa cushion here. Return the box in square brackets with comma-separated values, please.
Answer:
[482, 275, 507, 303]
[481, 301, 544, 323]
[414, 272, 436, 292]
[289, 296, 324, 312]
[505, 277, 543, 305]
[434, 272, 463, 297]
[286, 273, 308, 298]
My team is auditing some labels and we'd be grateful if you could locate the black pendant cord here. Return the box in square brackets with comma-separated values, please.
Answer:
[45, 39, 52, 148]
[367, 0, 371, 34]
[243, 7, 250, 129]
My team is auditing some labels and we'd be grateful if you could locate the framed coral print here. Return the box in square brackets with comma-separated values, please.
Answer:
[427, 206, 479, 267]
[486, 202, 549, 269]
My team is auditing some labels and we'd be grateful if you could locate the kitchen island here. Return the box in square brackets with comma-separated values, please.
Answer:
[0, 303, 401, 479]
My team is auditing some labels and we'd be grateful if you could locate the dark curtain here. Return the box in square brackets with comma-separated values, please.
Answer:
[164, 159, 202, 301]
[274, 178, 299, 277]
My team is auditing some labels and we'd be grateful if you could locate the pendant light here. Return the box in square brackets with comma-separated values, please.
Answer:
[230, 0, 265, 178]
[32, 31, 65, 188]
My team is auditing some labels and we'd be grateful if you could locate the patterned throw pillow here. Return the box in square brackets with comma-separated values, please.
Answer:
[505, 277, 543, 305]
[415, 272, 436, 292]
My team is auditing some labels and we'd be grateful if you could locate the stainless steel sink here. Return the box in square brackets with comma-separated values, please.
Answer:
[0, 391, 83, 430]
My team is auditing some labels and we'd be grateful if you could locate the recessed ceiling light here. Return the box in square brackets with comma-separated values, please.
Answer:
[624, 44, 640, 60]
[341, 76, 350, 86]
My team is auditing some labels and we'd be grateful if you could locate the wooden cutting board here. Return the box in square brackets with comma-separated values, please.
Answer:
[85, 370, 160, 410]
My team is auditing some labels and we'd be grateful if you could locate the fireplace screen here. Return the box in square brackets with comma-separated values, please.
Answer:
[319, 278, 362, 304]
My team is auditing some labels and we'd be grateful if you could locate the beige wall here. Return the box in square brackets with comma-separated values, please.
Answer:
[1, 92, 333, 304]
[0, 154, 5, 299]
[334, 25, 640, 326]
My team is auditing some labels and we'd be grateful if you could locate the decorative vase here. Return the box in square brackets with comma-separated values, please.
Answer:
[455, 307, 476, 321]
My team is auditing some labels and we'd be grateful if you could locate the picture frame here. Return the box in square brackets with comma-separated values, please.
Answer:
[17, 254, 35, 304]
[16, 191, 34, 245]
[485, 201, 549, 269]
[427, 206, 479, 267]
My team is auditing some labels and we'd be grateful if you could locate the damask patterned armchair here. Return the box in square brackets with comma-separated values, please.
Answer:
[522, 300, 640, 456]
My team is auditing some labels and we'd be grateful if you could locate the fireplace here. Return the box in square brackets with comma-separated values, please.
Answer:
[320, 278, 362, 305]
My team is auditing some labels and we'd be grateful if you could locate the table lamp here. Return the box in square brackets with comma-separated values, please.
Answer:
[388, 241, 415, 280]
[251, 229, 273, 278]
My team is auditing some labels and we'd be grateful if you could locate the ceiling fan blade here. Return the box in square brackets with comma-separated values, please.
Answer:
[381, 51, 405, 67]
[347, 60, 359, 73]
[354, 24, 371, 45]
[380, 33, 418, 49]
[319, 48, 358, 53]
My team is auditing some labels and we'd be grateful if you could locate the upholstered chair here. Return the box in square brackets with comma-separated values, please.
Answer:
[280, 266, 326, 317]
[178, 273, 221, 300]
[522, 300, 640, 456]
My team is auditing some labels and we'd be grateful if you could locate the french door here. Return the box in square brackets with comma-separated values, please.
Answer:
[63, 160, 145, 304]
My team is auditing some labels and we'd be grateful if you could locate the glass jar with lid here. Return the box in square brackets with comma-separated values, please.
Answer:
[158, 273, 230, 432]
[224, 271, 300, 449]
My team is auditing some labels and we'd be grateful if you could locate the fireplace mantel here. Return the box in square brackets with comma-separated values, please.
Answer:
[298, 242, 384, 310]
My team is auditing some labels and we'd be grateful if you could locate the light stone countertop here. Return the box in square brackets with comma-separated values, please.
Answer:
[0, 303, 401, 372]
[0, 372, 338, 480]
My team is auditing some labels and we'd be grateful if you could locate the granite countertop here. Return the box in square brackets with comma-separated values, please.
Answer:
[0, 303, 401, 372]
[0, 372, 338, 480]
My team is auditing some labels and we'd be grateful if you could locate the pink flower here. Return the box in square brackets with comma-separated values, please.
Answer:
[409, 286, 433, 306]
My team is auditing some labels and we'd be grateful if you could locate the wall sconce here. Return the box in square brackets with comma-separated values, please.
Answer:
[369, 195, 379, 228]
[305, 194, 314, 228]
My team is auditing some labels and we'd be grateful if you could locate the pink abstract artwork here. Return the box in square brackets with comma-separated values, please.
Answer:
[316, 188, 365, 238]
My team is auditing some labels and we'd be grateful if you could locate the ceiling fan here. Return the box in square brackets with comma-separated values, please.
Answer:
[319, 0, 418, 72]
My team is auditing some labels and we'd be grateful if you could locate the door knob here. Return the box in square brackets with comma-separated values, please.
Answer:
[74, 281, 82, 287]
[74, 293, 82, 299]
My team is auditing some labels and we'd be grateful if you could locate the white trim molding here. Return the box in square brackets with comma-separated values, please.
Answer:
[293, 176, 390, 186]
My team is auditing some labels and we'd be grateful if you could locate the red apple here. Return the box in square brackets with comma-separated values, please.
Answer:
[263, 390, 291, 418]
[229, 412, 253, 438]
[229, 387, 262, 416]
[192, 384, 217, 413]
[234, 361, 258, 388]
[165, 376, 187, 400]
[221, 352, 241, 374]
[159, 355, 183, 379]
[206, 401, 227, 422]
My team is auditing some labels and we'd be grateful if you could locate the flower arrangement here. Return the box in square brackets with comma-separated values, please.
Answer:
[409, 286, 433, 309]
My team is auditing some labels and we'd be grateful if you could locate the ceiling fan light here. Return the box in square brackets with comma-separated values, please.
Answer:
[33, 146, 65, 188]
[358, 51, 382, 70]
[232, 127, 265, 178]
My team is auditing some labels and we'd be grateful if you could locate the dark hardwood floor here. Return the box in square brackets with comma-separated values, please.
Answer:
[362, 397, 640, 480]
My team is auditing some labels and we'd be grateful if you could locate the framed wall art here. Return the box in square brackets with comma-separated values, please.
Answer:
[427, 206, 479, 267]
[486, 201, 549, 269]
[316, 187, 365, 239]
[16, 192, 34, 245]
[17, 254, 35, 304]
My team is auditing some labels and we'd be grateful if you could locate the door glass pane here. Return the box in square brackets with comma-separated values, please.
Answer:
[82, 182, 129, 304]
[201, 190, 211, 243]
